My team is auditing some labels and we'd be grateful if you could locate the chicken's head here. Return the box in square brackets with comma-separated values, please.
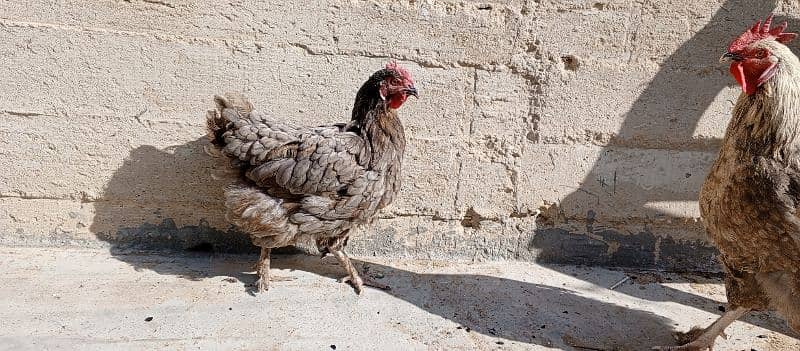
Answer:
[722, 15, 798, 95]
[379, 61, 418, 109]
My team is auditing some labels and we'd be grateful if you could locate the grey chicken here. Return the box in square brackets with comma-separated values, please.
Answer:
[205, 62, 417, 294]
[655, 15, 800, 350]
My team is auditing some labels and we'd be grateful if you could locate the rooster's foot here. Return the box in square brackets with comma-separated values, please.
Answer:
[652, 327, 718, 350]
[652, 307, 749, 351]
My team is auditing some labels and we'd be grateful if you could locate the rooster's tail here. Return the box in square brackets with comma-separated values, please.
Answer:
[206, 92, 253, 147]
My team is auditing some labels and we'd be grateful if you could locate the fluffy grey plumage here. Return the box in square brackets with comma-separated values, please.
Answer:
[205, 63, 417, 294]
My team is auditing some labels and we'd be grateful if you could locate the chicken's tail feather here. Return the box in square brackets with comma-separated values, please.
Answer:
[206, 92, 253, 147]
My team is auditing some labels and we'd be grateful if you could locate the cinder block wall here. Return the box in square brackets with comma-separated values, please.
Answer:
[2, 0, 797, 270]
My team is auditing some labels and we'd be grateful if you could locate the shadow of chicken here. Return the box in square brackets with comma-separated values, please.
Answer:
[655, 15, 800, 350]
[205, 61, 417, 294]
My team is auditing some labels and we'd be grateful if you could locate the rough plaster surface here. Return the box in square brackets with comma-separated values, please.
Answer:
[4, 1, 800, 268]
[1, 247, 798, 350]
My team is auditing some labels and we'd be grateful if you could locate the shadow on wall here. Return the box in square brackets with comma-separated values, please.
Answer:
[89, 137, 258, 255]
[530, 0, 800, 270]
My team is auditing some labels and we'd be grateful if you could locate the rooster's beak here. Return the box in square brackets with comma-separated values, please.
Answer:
[404, 86, 418, 98]
[720, 52, 743, 63]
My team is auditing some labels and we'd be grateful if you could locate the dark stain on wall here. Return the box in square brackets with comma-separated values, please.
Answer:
[530, 227, 719, 272]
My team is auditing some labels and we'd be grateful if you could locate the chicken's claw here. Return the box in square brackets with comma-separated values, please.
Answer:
[652, 327, 717, 351]
[339, 275, 390, 294]
[254, 278, 269, 293]
[339, 275, 364, 294]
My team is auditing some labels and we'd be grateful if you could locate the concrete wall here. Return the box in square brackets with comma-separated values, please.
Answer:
[3, 0, 799, 270]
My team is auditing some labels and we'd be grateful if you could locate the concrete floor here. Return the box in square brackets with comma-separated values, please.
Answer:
[0, 247, 797, 351]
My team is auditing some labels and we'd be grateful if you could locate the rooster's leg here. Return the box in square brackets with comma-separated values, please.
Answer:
[652, 306, 749, 351]
[330, 249, 390, 294]
[254, 247, 271, 293]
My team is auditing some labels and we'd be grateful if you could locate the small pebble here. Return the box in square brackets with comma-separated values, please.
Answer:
[144, 317, 153, 322]
[495, 341, 505, 345]
[330, 345, 336, 350]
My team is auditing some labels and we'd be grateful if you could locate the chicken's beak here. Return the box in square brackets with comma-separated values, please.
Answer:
[720, 52, 743, 63]
[404, 86, 419, 98]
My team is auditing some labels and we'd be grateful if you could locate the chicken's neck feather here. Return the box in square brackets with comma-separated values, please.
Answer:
[350, 82, 406, 170]
[729, 42, 800, 165]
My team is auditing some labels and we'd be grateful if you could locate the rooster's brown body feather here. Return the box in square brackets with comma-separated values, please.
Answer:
[701, 40, 800, 331]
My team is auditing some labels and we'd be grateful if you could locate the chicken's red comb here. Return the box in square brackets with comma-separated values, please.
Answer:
[386, 60, 413, 82]
[728, 14, 798, 52]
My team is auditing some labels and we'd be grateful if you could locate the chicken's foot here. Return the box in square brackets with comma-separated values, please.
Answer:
[254, 247, 271, 293]
[330, 249, 390, 294]
[652, 306, 749, 351]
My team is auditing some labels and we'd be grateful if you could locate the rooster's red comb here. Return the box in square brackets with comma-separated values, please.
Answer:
[728, 14, 798, 52]
[385, 60, 413, 82]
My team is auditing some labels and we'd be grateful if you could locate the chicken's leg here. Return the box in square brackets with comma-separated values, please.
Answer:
[330, 249, 390, 294]
[254, 247, 271, 293]
[653, 306, 749, 351]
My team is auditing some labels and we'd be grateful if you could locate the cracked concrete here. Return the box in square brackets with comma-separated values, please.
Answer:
[1, 247, 798, 350]
[4, 1, 800, 269]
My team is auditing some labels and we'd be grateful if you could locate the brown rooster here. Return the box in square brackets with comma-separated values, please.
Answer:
[205, 62, 417, 294]
[655, 15, 800, 350]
